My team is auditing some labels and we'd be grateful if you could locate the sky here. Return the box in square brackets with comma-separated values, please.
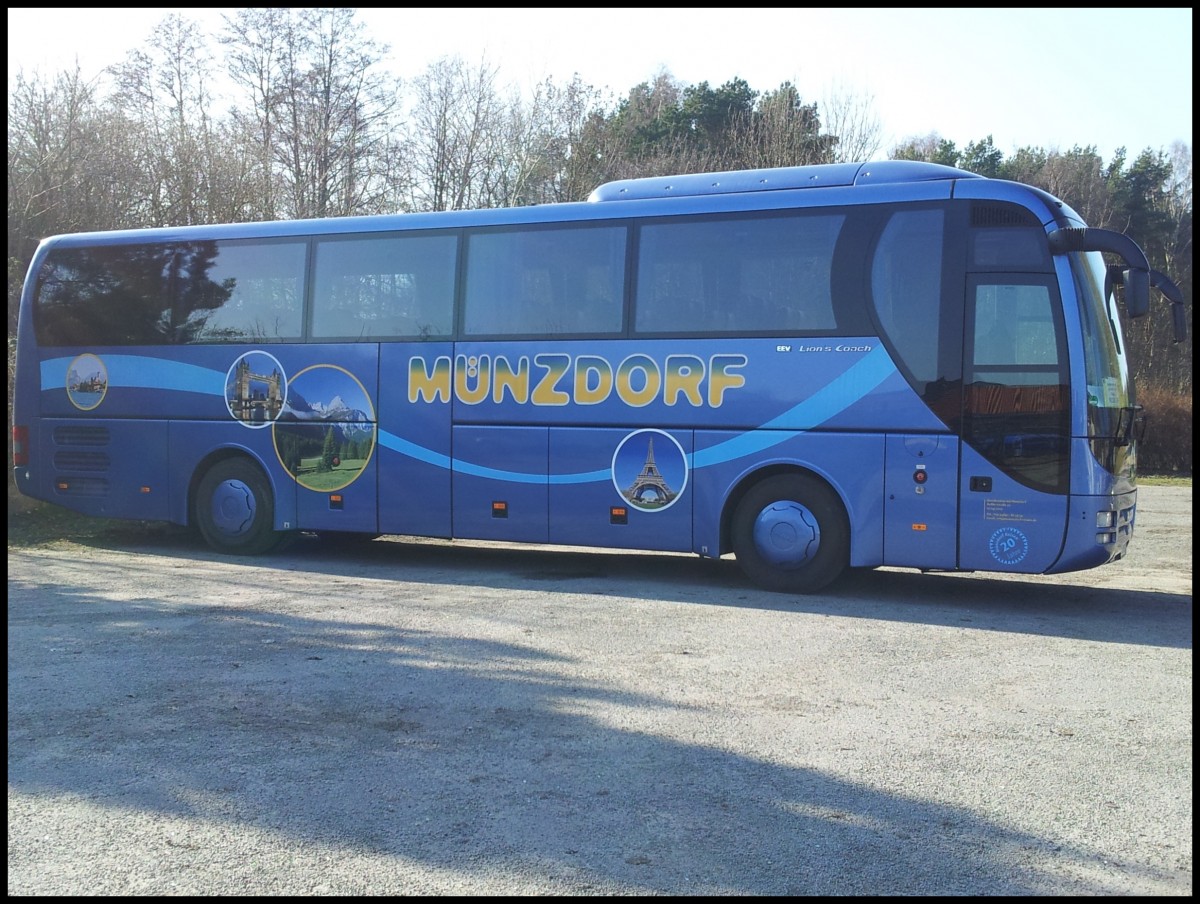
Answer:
[7, 7, 1193, 164]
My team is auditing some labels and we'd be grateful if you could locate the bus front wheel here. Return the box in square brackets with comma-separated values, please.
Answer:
[731, 474, 849, 593]
[195, 458, 283, 556]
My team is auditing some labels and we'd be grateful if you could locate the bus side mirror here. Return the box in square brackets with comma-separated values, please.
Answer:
[1122, 268, 1150, 318]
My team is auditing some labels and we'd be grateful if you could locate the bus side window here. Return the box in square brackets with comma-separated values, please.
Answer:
[635, 244, 703, 334]
[179, 240, 306, 342]
[37, 245, 172, 346]
[313, 234, 455, 339]
[518, 268, 558, 333]
[465, 226, 624, 336]
[870, 209, 945, 384]
[637, 213, 842, 335]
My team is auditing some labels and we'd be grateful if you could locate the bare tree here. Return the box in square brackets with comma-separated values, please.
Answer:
[474, 80, 534, 208]
[1039, 147, 1114, 231]
[819, 83, 883, 163]
[8, 67, 99, 237]
[482, 75, 615, 206]
[222, 8, 398, 219]
[404, 55, 505, 212]
[274, 9, 398, 218]
[108, 13, 243, 226]
[221, 7, 293, 219]
[543, 79, 621, 202]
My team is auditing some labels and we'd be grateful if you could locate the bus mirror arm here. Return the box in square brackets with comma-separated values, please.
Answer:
[1108, 265, 1188, 343]
[1049, 227, 1150, 318]
[1149, 270, 1188, 344]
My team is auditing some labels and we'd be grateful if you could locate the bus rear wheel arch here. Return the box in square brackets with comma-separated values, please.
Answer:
[730, 472, 850, 593]
[193, 456, 286, 556]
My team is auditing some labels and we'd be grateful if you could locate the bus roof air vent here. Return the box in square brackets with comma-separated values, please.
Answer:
[588, 163, 860, 201]
[589, 161, 983, 202]
[851, 160, 983, 186]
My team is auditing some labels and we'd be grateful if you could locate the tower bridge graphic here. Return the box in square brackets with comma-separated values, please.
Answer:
[229, 358, 284, 424]
[623, 437, 677, 506]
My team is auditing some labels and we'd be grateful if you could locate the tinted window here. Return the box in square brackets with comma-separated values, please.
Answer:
[312, 233, 456, 339]
[871, 209, 945, 384]
[176, 241, 305, 341]
[463, 226, 625, 336]
[37, 244, 176, 346]
[35, 240, 306, 345]
[635, 213, 842, 334]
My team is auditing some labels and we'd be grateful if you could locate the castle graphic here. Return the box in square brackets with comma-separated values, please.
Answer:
[229, 359, 284, 424]
[69, 374, 106, 393]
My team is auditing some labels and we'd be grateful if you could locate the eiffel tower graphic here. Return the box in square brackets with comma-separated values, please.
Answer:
[623, 437, 676, 505]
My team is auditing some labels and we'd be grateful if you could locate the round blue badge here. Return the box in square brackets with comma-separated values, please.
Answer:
[988, 527, 1029, 565]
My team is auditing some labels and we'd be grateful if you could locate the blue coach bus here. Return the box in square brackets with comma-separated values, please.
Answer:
[11, 161, 1186, 592]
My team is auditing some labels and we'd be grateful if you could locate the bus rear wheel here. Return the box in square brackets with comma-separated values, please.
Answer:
[195, 458, 283, 556]
[731, 473, 849, 593]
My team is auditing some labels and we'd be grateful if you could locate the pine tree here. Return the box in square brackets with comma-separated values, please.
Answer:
[321, 426, 335, 472]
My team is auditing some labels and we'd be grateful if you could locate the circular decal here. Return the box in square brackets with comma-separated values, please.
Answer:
[66, 354, 108, 411]
[272, 364, 376, 493]
[226, 351, 288, 428]
[611, 429, 688, 513]
[988, 527, 1029, 566]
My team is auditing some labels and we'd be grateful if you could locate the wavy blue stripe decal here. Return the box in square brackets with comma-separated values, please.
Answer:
[45, 345, 896, 486]
[547, 469, 613, 486]
[42, 355, 225, 395]
[377, 429, 609, 485]
[693, 345, 895, 467]
[377, 430, 451, 469]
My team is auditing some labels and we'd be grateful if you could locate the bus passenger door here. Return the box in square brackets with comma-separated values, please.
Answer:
[957, 277, 1070, 573]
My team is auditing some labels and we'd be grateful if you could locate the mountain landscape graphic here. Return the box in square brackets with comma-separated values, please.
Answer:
[279, 388, 374, 441]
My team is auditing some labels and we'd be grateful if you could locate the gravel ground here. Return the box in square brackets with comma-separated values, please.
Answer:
[7, 486, 1192, 895]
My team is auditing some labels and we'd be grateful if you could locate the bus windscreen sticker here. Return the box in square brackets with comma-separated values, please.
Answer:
[225, 351, 288, 428]
[272, 364, 376, 493]
[612, 429, 688, 513]
[66, 354, 108, 411]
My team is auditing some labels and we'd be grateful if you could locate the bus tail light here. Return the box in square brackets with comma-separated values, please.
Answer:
[12, 426, 29, 466]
